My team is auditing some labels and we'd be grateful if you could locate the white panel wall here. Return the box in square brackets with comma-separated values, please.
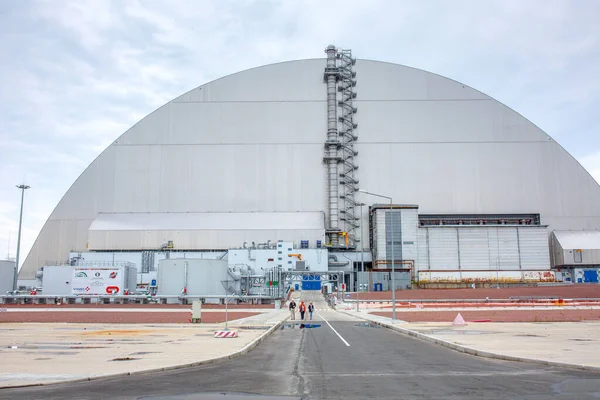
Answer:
[156, 259, 228, 296]
[88, 230, 325, 251]
[21, 58, 600, 278]
[0, 261, 16, 294]
[458, 228, 490, 270]
[89, 212, 325, 231]
[417, 228, 429, 270]
[400, 209, 418, 262]
[519, 227, 551, 270]
[417, 226, 550, 276]
[374, 211, 387, 265]
[428, 228, 459, 270]
[227, 247, 329, 272]
[498, 228, 520, 270]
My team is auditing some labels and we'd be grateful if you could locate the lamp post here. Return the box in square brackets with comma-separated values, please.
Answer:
[357, 202, 366, 312]
[224, 273, 229, 331]
[14, 184, 30, 291]
[358, 189, 395, 321]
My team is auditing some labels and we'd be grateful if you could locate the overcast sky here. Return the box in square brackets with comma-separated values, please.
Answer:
[1, 0, 599, 267]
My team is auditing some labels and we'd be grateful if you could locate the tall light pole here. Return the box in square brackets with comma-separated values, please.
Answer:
[14, 184, 31, 291]
[357, 202, 366, 312]
[358, 189, 395, 321]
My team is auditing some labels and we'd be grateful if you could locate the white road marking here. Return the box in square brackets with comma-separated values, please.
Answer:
[317, 311, 350, 347]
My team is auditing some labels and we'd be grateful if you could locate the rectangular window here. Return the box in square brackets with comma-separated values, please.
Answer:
[385, 211, 402, 261]
[141, 251, 155, 274]
[574, 250, 582, 263]
[278, 251, 282, 254]
[288, 261, 292, 264]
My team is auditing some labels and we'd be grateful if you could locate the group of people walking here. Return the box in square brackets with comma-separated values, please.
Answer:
[288, 299, 314, 321]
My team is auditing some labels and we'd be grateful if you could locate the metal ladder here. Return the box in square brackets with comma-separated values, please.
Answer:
[337, 49, 360, 245]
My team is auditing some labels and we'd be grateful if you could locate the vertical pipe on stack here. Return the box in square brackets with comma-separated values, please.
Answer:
[325, 45, 339, 246]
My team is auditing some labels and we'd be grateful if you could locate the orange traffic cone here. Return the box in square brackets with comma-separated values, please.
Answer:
[452, 313, 467, 326]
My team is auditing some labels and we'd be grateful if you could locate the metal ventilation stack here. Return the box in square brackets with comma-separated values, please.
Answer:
[323, 45, 359, 249]
[323, 45, 342, 247]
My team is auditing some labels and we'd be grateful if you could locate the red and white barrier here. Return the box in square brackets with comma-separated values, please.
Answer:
[214, 330, 238, 338]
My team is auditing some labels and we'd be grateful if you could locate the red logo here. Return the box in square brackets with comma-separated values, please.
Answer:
[106, 286, 120, 294]
[109, 272, 118, 279]
[85, 287, 90, 291]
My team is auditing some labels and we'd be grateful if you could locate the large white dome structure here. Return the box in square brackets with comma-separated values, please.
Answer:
[19, 46, 600, 281]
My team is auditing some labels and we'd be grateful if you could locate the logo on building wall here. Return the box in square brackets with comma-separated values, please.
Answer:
[109, 272, 118, 279]
[106, 286, 120, 294]
[75, 272, 87, 278]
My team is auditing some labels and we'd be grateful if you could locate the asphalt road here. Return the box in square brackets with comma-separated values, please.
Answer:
[2, 291, 600, 400]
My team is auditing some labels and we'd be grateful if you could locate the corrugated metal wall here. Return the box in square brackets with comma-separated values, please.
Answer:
[428, 228, 459, 270]
[372, 208, 418, 266]
[417, 228, 429, 270]
[374, 212, 386, 263]
[459, 228, 490, 270]
[0, 260, 16, 293]
[518, 227, 551, 270]
[401, 209, 418, 262]
[416, 226, 550, 274]
[357, 271, 411, 291]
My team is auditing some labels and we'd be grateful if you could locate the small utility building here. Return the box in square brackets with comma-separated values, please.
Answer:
[551, 230, 600, 283]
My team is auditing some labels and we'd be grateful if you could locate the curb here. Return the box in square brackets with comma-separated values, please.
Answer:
[0, 317, 288, 390]
[338, 310, 600, 373]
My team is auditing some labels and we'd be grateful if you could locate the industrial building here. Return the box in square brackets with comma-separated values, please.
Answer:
[1, 260, 17, 295]
[16, 45, 600, 297]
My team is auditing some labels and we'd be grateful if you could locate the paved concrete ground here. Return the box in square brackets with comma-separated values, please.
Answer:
[3, 291, 600, 399]
[370, 308, 600, 322]
[0, 310, 288, 388]
[403, 321, 600, 369]
[0, 310, 263, 323]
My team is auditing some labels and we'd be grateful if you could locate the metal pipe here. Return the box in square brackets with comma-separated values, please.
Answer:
[390, 197, 395, 321]
[325, 45, 339, 245]
[183, 261, 188, 295]
[358, 203, 365, 311]
[225, 272, 229, 330]
[14, 184, 30, 291]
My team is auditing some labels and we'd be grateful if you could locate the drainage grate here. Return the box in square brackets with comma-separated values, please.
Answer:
[356, 322, 380, 328]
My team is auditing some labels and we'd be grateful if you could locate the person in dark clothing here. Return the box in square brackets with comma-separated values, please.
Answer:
[308, 302, 314, 320]
[289, 300, 297, 320]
